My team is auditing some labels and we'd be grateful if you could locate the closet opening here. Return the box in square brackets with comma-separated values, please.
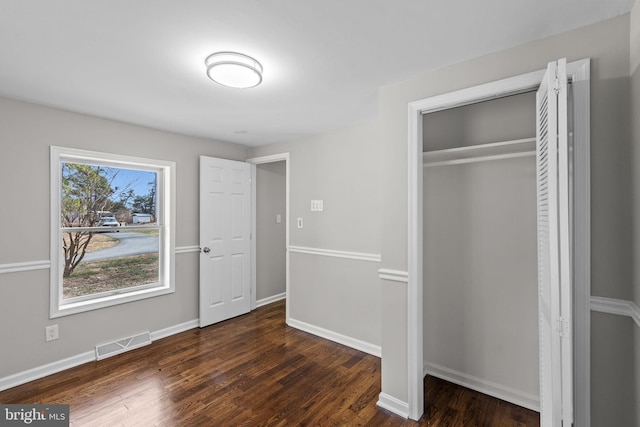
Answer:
[406, 59, 590, 424]
[422, 91, 541, 412]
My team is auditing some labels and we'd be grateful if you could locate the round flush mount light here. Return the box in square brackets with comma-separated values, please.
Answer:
[205, 52, 263, 89]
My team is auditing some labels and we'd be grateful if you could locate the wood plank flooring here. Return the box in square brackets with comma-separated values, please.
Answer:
[0, 300, 539, 426]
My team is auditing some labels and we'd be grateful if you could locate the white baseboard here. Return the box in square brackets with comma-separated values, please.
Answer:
[376, 392, 409, 418]
[0, 351, 95, 392]
[424, 361, 540, 412]
[0, 318, 199, 392]
[256, 292, 286, 308]
[150, 319, 199, 341]
[287, 317, 381, 358]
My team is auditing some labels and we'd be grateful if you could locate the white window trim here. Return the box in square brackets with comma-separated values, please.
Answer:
[50, 146, 176, 318]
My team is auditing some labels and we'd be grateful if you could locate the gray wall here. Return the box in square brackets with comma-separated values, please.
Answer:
[423, 91, 536, 150]
[256, 161, 286, 301]
[379, 14, 636, 424]
[632, 0, 640, 309]
[630, 2, 640, 426]
[423, 92, 539, 405]
[249, 122, 382, 348]
[0, 97, 247, 377]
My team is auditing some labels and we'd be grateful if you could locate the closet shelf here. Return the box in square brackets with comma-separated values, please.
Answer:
[423, 137, 536, 167]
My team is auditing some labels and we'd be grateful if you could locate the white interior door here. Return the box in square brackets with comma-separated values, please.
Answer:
[536, 58, 573, 427]
[199, 156, 252, 327]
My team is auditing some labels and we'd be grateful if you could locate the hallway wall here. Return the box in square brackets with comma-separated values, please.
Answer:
[256, 161, 286, 302]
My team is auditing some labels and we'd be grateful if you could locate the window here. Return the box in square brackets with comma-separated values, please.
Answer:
[50, 146, 175, 318]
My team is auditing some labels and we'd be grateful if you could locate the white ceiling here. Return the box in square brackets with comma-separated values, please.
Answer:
[0, 0, 633, 146]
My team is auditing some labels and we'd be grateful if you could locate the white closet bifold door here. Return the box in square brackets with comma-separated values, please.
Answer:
[536, 58, 573, 427]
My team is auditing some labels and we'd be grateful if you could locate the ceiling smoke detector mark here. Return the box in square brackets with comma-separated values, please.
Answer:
[234, 130, 248, 134]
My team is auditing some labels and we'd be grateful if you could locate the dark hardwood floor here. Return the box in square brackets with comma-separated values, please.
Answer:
[0, 300, 539, 426]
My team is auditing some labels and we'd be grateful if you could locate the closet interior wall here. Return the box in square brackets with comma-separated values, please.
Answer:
[422, 92, 541, 409]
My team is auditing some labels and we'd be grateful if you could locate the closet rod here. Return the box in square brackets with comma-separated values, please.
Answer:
[423, 137, 535, 167]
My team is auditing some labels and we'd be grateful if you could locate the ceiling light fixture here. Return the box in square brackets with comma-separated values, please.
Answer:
[205, 52, 263, 89]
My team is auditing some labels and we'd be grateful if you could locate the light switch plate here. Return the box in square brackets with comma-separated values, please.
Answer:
[297, 217, 303, 228]
[311, 200, 324, 212]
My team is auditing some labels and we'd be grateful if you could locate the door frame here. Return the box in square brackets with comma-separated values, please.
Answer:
[246, 153, 291, 323]
[406, 59, 590, 423]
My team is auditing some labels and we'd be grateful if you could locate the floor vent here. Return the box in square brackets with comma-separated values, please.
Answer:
[95, 331, 152, 361]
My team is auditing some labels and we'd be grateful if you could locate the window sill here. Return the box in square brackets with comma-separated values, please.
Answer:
[50, 285, 174, 318]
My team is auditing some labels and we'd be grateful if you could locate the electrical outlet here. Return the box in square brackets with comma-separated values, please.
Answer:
[46, 325, 59, 342]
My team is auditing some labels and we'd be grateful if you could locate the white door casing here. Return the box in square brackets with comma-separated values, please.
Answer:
[199, 156, 252, 327]
[536, 58, 573, 427]
[246, 153, 291, 322]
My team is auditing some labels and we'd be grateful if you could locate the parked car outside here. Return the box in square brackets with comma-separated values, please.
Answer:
[99, 217, 120, 231]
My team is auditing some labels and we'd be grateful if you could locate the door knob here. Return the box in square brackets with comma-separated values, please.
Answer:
[202, 247, 211, 253]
